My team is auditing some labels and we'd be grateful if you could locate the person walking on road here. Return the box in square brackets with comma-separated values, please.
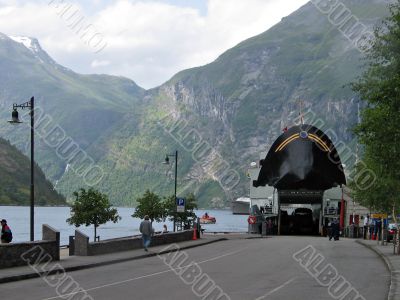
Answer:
[1, 219, 12, 243]
[328, 219, 333, 241]
[332, 218, 340, 241]
[139, 215, 154, 251]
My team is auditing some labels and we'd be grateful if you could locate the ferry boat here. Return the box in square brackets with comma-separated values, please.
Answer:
[231, 197, 251, 215]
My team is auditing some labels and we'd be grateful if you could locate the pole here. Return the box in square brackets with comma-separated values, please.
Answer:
[30, 96, 35, 241]
[340, 188, 345, 231]
[174, 150, 178, 232]
[277, 196, 281, 235]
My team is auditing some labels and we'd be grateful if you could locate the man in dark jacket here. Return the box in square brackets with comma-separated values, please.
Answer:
[1, 219, 12, 243]
[139, 215, 154, 251]
[332, 218, 340, 241]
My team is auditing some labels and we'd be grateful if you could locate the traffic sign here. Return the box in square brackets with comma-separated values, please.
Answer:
[177, 197, 185, 213]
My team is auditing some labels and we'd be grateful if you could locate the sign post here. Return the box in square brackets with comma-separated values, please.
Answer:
[177, 198, 185, 213]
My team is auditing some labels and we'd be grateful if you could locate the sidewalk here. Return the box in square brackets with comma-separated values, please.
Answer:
[357, 239, 400, 300]
[0, 235, 228, 284]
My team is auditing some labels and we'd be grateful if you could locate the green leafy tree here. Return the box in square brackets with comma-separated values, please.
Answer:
[164, 193, 198, 229]
[132, 190, 164, 223]
[67, 188, 121, 241]
[351, 1, 400, 221]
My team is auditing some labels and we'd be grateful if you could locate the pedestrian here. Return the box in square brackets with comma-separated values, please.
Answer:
[162, 224, 168, 233]
[363, 215, 369, 239]
[328, 220, 333, 241]
[369, 217, 374, 239]
[332, 218, 340, 241]
[1, 219, 12, 243]
[376, 218, 382, 240]
[139, 215, 154, 251]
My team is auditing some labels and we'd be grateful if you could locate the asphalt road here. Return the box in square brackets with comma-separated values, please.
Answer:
[0, 236, 389, 300]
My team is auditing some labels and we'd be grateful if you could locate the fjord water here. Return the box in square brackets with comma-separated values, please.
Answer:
[0, 206, 248, 245]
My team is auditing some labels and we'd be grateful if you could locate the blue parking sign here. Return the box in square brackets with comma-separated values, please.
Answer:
[177, 198, 185, 212]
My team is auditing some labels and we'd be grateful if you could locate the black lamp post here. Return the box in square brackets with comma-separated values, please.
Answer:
[164, 150, 178, 232]
[8, 97, 35, 241]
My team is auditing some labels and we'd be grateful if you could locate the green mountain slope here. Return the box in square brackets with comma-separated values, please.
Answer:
[136, 0, 392, 207]
[0, 33, 145, 182]
[87, 0, 388, 207]
[0, 137, 66, 205]
[0, 0, 393, 207]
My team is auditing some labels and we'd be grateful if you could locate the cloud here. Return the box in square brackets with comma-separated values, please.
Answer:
[91, 59, 111, 67]
[0, 0, 309, 88]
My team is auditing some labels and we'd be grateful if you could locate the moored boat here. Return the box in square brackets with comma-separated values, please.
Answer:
[231, 197, 250, 215]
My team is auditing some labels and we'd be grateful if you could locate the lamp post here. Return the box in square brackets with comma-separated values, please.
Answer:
[164, 150, 178, 232]
[8, 97, 35, 241]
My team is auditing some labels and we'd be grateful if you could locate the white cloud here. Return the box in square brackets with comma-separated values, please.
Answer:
[0, 0, 309, 88]
[91, 59, 111, 67]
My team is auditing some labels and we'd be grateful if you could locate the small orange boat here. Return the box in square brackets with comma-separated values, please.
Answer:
[200, 213, 216, 224]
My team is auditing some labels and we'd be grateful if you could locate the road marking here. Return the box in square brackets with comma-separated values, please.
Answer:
[42, 248, 246, 300]
[196, 248, 245, 264]
[254, 277, 296, 300]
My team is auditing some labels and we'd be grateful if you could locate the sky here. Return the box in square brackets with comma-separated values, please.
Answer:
[0, 0, 310, 89]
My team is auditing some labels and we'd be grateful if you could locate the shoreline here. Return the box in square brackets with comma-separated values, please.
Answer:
[0, 205, 232, 210]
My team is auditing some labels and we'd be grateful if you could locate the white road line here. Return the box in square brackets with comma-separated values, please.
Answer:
[254, 277, 296, 300]
[41, 248, 246, 300]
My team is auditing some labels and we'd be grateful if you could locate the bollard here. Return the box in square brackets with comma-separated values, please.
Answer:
[192, 228, 197, 240]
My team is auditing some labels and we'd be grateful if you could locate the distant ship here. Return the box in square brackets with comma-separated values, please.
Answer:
[231, 197, 250, 215]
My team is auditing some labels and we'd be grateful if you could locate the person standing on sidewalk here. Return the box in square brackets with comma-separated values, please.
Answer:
[139, 215, 154, 251]
[1, 219, 12, 243]
[363, 214, 369, 239]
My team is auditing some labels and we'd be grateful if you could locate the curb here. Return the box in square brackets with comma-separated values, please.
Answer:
[356, 240, 394, 300]
[0, 238, 227, 284]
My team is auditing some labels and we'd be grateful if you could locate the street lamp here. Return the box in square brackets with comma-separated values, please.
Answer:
[8, 96, 35, 241]
[164, 150, 178, 232]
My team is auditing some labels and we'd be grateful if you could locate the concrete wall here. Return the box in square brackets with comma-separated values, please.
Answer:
[42, 224, 60, 260]
[74, 230, 89, 256]
[73, 230, 194, 256]
[0, 224, 60, 269]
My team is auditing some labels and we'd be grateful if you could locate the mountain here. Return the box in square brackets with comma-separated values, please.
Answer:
[143, 0, 392, 207]
[0, 137, 66, 206]
[0, 0, 392, 208]
[0, 33, 145, 181]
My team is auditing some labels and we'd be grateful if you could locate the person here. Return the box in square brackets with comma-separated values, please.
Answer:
[1, 219, 12, 243]
[162, 224, 168, 234]
[204, 212, 209, 218]
[332, 218, 340, 241]
[267, 219, 273, 235]
[328, 219, 333, 241]
[369, 217, 374, 239]
[376, 218, 382, 240]
[139, 215, 154, 251]
[363, 215, 369, 239]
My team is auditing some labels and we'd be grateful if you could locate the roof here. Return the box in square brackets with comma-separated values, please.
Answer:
[253, 124, 346, 191]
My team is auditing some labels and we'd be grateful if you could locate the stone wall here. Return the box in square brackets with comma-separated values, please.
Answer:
[0, 224, 60, 269]
[73, 230, 194, 256]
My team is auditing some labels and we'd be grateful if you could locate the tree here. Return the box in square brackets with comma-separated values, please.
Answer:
[132, 190, 164, 223]
[351, 1, 400, 221]
[67, 188, 121, 241]
[164, 193, 198, 229]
